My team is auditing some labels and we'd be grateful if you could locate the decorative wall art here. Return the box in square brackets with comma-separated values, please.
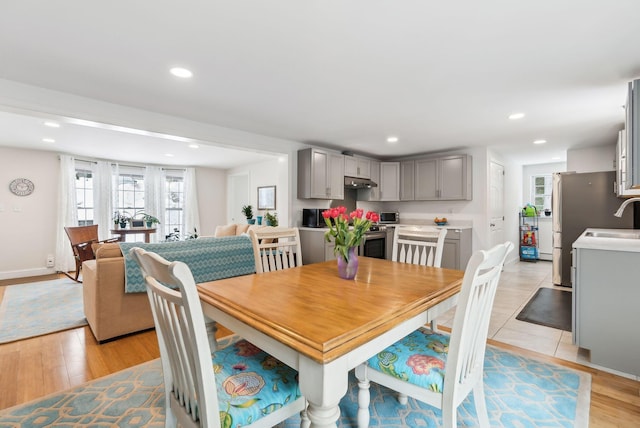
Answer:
[257, 185, 276, 210]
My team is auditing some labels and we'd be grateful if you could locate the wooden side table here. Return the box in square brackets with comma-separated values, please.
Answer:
[110, 227, 157, 243]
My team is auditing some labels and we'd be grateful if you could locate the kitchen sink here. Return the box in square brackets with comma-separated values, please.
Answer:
[584, 230, 640, 239]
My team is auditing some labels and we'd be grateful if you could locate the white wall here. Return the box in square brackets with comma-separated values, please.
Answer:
[0, 147, 60, 278]
[195, 167, 228, 237]
[227, 157, 290, 227]
[567, 144, 615, 172]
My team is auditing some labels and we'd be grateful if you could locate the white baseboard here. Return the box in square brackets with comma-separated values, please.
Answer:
[0, 267, 58, 281]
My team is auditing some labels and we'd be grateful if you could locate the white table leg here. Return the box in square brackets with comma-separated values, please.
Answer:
[299, 356, 349, 428]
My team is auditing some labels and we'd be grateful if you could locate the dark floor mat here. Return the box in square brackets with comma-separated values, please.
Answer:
[516, 287, 572, 332]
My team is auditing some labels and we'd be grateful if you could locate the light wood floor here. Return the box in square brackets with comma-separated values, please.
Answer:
[0, 273, 639, 426]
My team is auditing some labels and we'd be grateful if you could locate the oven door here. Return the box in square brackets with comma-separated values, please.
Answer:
[361, 232, 386, 259]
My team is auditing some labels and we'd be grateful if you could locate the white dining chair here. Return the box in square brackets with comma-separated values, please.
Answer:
[355, 241, 514, 428]
[392, 225, 448, 331]
[129, 247, 308, 428]
[392, 225, 447, 268]
[249, 227, 303, 273]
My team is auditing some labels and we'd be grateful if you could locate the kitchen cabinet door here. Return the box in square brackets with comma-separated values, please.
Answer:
[400, 160, 415, 200]
[379, 162, 400, 201]
[415, 158, 438, 200]
[297, 148, 344, 199]
[414, 154, 472, 201]
[361, 159, 381, 201]
[440, 155, 469, 200]
[345, 156, 371, 179]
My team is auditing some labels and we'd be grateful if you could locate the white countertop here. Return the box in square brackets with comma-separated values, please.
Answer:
[573, 228, 640, 252]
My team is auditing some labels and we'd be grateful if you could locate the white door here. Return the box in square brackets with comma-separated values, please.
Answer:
[489, 161, 505, 248]
[228, 173, 249, 224]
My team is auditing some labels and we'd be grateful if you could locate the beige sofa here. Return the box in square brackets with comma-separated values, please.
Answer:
[82, 243, 154, 343]
[81, 224, 261, 343]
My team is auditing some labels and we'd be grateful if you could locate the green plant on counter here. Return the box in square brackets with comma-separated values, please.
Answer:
[241, 205, 254, 220]
[264, 211, 278, 227]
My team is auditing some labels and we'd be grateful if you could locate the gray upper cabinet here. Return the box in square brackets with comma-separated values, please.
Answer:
[379, 162, 400, 201]
[415, 154, 472, 201]
[344, 156, 371, 179]
[360, 159, 381, 201]
[400, 160, 415, 201]
[298, 148, 345, 199]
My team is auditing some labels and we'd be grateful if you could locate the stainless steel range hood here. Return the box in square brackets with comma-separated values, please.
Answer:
[344, 176, 378, 189]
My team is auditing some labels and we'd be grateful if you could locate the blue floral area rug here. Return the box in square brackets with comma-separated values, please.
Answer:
[0, 344, 590, 427]
[0, 279, 87, 344]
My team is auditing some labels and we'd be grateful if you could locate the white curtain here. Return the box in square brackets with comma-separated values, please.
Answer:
[54, 155, 78, 273]
[183, 167, 200, 237]
[144, 166, 165, 242]
[93, 161, 114, 239]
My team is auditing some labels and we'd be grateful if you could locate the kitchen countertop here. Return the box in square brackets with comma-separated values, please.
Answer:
[573, 228, 640, 252]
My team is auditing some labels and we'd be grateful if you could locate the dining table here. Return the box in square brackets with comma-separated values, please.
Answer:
[197, 256, 464, 428]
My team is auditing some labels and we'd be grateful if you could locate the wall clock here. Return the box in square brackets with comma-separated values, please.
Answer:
[9, 178, 35, 196]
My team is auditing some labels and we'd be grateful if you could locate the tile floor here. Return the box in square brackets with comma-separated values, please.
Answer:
[437, 259, 638, 381]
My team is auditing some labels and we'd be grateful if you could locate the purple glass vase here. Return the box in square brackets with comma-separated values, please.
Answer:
[337, 246, 359, 280]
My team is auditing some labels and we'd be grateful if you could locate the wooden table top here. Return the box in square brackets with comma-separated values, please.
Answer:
[198, 257, 463, 364]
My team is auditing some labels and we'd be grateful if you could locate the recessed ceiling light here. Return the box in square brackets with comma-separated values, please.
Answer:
[42, 138, 55, 143]
[552, 156, 562, 161]
[165, 153, 175, 157]
[44, 121, 60, 128]
[533, 139, 547, 145]
[509, 113, 525, 120]
[170, 67, 193, 78]
[188, 144, 199, 149]
[386, 136, 399, 143]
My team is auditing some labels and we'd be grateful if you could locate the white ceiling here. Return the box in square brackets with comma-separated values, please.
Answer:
[1, 1, 639, 167]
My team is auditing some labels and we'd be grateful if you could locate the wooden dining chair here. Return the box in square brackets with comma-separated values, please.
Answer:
[249, 227, 303, 273]
[392, 225, 448, 268]
[355, 241, 514, 428]
[129, 247, 308, 428]
[63, 224, 119, 282]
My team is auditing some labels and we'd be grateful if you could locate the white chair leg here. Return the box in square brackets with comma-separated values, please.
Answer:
[398, 393, 408, 405]
[300, 404, 311, 428]
[430, 319, 438, 332]
[473, 382, 490, 427]
[442, 403, 457, 428]
[355, 365, 371, 428]
[204, 319, 218, 351]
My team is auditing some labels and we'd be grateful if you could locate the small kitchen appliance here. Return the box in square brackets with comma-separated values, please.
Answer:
[379, 212, 399, 224]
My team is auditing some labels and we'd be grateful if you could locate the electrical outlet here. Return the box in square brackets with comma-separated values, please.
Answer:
[46, 255, 54, 268]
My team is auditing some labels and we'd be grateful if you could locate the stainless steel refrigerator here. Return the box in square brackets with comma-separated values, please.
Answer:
[552, 171, 634, 287]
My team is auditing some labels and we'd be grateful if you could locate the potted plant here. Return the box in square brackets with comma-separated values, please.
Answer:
[113, 211, 130, 229]
[242, 205, 255, 224]
[264, 211, 278, 227]
[140, 213, 161, 228]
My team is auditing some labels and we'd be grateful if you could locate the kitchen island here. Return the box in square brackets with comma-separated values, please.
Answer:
[572, 228, 640, 376]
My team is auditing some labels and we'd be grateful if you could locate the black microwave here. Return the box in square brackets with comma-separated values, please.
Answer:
[379, 212, 399, 224]
[302, 208, 325, 228]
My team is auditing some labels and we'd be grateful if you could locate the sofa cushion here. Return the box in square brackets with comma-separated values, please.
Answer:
[94, 242, 124, 259]
[235, 223, 251, 235]
[215, 224, 238, 237]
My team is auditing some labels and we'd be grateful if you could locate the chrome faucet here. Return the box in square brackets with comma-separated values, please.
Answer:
[614, 197, 640, 217]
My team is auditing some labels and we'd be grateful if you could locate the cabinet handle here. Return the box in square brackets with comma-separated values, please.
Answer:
[490, 223, 495, 227]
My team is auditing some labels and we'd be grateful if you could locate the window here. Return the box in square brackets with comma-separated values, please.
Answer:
[115, 170, 145, 219]
[531, 174, 552, 212]
[73, 163, 186, 241]
[75, 168, 94, 226]
[165, 172, 184, 238]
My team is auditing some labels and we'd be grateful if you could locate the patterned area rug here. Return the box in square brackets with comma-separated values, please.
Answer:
[0, 279, 87, 344]
[0, 345, 590, 427]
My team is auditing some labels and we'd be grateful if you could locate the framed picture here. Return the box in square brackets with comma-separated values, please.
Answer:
[257, 185, 276, 210]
